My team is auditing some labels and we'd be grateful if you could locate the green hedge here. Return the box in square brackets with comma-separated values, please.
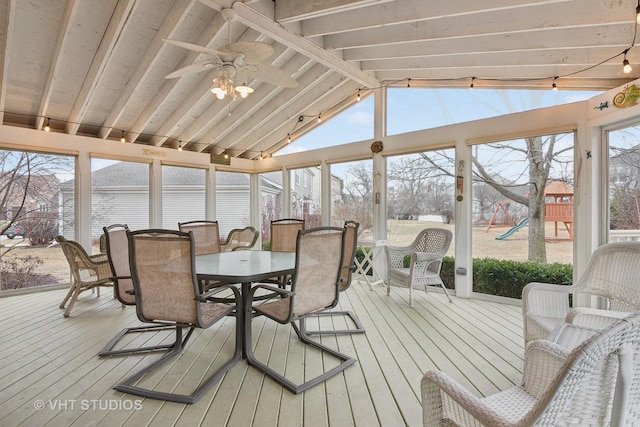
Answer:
[439, 256, 572, 299]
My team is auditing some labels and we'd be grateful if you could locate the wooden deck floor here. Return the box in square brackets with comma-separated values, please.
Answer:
[0, 282, 523, 427]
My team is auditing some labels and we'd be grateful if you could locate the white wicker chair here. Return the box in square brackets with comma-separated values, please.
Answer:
[422, 312, 640, 426]
[522, 241, 640, 345]
[385, 228, 453, 307]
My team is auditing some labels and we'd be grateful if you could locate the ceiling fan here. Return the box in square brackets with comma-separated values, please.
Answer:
[164, 8, 297, 99]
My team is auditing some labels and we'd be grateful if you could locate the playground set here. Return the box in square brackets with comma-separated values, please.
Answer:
[486, 181, 574, 241]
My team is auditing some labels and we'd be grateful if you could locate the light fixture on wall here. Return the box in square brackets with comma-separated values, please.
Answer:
[44, 118, 50, 132]
[120, 130, 126, 143]
[178, 141, 183, 152]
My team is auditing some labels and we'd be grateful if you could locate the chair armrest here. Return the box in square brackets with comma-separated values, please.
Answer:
[522, 282, 576, 318]
[422, 370, 513, 426]
[565, 307, 630, 330]
[250, 283, 294, 299]
[522, 339, 571, 399]
[198, 283, 239, 302]
[385, 245, 411, 268]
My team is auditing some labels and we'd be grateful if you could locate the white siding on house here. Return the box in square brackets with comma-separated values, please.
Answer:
[216, 189, 250, 239]
[162, 189, 205, 229]
[92, 191, 149, 237]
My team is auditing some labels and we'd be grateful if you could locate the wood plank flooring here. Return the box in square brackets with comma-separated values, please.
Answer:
[0, 282, 523, 427]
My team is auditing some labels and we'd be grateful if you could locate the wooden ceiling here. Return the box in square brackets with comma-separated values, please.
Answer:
[0, 0, 637, 159]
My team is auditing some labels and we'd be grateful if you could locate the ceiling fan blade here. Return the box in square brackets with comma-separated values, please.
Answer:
[165, 60, 216, 79]
[244, 63, 298, 88]
[218, 41, 274, 65]
[163, 39, 224, 56]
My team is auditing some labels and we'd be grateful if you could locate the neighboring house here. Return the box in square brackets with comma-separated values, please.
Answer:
[0, 173, 60, 231]
[59, 162, 346, 242]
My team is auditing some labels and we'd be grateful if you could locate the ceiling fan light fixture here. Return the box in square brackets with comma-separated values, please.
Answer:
[212, 77, 236, 99]
[235, 83, 253, 98]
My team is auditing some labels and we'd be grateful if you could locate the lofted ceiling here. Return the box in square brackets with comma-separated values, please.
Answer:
[0, 0, 638, 159]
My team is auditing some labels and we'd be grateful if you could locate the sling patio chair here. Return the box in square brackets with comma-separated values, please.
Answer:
[385, 228, 453, 307]
[244, 226, 356, 394]
[112, 229, 241, 404]
[522, 241, 640, 345]
[422, 312, 640, 426]
[302, 220, 365, 336]
[178, 220, 221, 255]
[56, 235, 113, 317]
[221, 226, 259, 251]
[178, 220, 222, 291]
[267, 218, 304, 288]
[98, 224, 177, 357]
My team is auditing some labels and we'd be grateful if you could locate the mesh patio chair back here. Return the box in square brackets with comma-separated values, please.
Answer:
[339, 221, 359, 292]
[103, 224, 134, 305]
[221, 226, 259, 251]
[245, 226, 355, 393]
[178, 220, 221, 255]
[523, 241, 640, 344]
[113, 229, 241, 404]
[270, 218, 304, 252]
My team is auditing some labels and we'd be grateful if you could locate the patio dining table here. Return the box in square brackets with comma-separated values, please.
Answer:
[195, 250, 296, 356]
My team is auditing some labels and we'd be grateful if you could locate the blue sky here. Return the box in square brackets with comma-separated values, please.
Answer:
[276, 88, 601, 156]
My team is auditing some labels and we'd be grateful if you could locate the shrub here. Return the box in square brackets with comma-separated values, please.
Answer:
[437, 256, 571, 299]
[0, 254, 57, 290]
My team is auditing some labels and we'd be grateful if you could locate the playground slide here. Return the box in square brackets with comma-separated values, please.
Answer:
[495, 218, 529, 240]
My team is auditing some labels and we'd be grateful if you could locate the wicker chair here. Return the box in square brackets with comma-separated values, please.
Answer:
[385, 228, 453, 307]
[98, 224, 177, 357]
[113, 229, 241, 404]
[244, 226, 356, 393]
[221, 226, 259, 251]
[56, 235, 113, 317]
[178, 220, 221, 254]
[422, 312, 640, 426]
[522, 241, 640, 345]
[303, 221, 365, 335]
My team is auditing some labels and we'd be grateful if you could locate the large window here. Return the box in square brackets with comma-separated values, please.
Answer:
[91, 159, 149, 245]
[387, 88, 601, 136]
[216, 171, 250, 240]
[608, 124, 640, 243]
[1, 149, 75, 291]
[329, 159, 372, 237]
[386, 149, 455, 247]
[260, 171, 283, 246]
[289, 167, 321, 228]
[471, 133, 574, 295]
[162, 165, 205, 229]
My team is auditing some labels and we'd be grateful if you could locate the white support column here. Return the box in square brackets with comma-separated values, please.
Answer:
[250, 172, 260, 233]
[281, 166, 291, 218]
[454, 141, 472, 298]
[149, 159, 162, 228]
[206, 165, 217, 220]
[373, 87, 387, 240]
[320, 160, 331, 226]
[75, 152, 92, 250]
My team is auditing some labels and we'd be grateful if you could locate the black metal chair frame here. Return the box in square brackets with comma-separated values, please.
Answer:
[303, 221, 365, 336]
[111, 229, 242, 404]
[244, 227, 356, 394]
[98, 224, 178, 357]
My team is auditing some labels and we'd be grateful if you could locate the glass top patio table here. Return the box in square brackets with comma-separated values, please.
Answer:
[195, 250, 296, 357]
[195, 250, 295, 283]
